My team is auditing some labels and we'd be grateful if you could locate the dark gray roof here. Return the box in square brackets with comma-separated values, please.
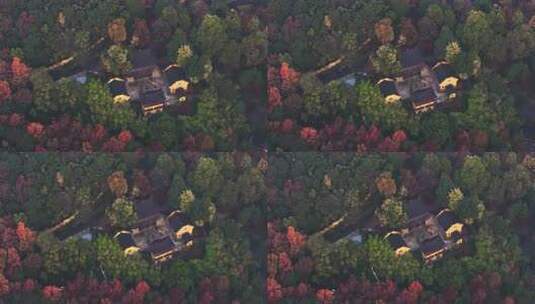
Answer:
[164, 65, 186, 83]
[378, 79, 397, 97]
[419, 236, 445, 256]
[107, 79, 127, 97]
[385, 232, 407, 249]
[144, 236, 175, 256]
[411, 88, 437, 107]
[434, 62, 455, 83]
[140, 90, 166, 107]
[401, 48, 424, 68]
[436, 209, 456, 230]
[114, 231, 135, 248]
[167, 211, 188, 231]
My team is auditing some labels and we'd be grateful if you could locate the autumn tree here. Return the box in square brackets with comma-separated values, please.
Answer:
[11, 57, 31, 85]
[375, 18, 395, 45]
[267, 278, 283, 303]
[268, 86, 282, 112]
[107, 171, 128, 198]
[42, 285, 63, 302]
[0, 274, 9, 297]
[376, 172, 397, 197]
[0, 81, 11, 103]
[108, 18, 127, 44]
[316, 289, 335, 304]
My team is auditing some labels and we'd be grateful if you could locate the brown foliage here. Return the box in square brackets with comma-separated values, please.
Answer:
[376, 172, 397, 197]
[0, 80, 11, 103]
[107, 171, 128, 198]
[107, 18, 127, 44]
[375, 18, 395, 45]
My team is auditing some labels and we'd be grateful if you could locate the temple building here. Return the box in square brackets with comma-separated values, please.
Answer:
[113, 197, 195, 264]
[126, 50, 168, 116]
[384, 199, 466, 265]
[103, 49, 192, 117]
[377, 47, 461, 114]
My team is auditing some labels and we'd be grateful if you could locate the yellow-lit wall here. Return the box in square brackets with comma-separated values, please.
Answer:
[385, 94, 401, 104]
[445, 223, 464, 239]
[170, 80, 189, 95]
[395, 246, 411, 257]
[113, 95, 130, 105]
[439, 77, 459, 91]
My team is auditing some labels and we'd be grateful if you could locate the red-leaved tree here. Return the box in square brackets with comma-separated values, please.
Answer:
[0, 80, 11, 103]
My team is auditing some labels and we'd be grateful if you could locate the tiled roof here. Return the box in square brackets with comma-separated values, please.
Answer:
[419, 235, 445, 256]
[385, 232, 407, 249]
[167, 211, 188, 231]
[107, 78, 127, 97]
[114, 231, 136, 248]
[411, 88, 437, 107]
[140, 90, 166, 107]
[164, 65, 186, 84]
[436, 209, 456, 230]
[378, 79, 398, 97]
[144, 236, 176, 257]
[433, 62, 455, 83]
